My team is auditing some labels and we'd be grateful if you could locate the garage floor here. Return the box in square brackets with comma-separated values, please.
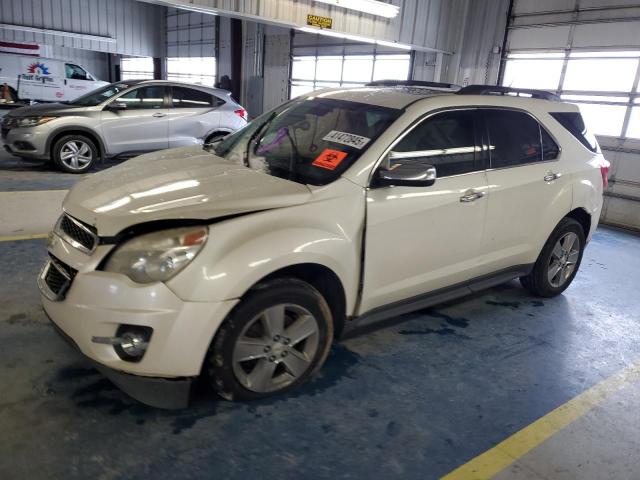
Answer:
[1, 148, 640, 479]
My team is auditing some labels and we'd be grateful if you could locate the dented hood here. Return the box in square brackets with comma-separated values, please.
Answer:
[63, 146, 312, 236]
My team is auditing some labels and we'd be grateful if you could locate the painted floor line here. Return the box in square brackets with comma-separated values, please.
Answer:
[0, 233, 48, 242]
[441, 360, 640, 480]
[0, 189, 68, 194]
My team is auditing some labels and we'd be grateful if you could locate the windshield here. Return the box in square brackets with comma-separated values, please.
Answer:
[214, 96, 401, 186]
[70, 82, 134, 106]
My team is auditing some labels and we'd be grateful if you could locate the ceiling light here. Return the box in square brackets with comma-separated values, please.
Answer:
[313, 0, 400, 18]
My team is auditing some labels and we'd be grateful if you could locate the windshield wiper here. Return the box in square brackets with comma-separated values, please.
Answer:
[244, 111, 278, 167]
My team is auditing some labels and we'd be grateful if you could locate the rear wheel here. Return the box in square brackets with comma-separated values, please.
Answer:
[52, 134, 98, 173]
[205, 278, 334, 401]
[520, 217, 585, 297]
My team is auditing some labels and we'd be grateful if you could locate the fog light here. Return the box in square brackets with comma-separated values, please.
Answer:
[115, 325, 152, 362]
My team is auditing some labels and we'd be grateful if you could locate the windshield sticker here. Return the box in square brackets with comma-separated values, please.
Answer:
[257, 127, 288, 154]
[322, 130, 371, 150]
[312, 149, 348, 170]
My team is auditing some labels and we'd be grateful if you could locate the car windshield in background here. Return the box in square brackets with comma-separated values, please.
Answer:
[214, 96, 401, 186]
[69, 83, 133, 106]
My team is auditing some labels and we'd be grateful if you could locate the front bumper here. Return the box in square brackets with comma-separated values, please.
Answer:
[2, 126, 50, 160]
[40, 259, 238, 408]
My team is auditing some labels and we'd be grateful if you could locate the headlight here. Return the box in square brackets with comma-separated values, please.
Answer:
[103, 226, 208, 284]
[16, 116, 57, 128]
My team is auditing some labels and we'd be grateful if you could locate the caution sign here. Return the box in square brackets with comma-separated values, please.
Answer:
[312, 149, 348, 170]
[307, 14, 333, 29]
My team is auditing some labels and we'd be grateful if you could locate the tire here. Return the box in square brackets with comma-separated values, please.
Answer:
[204, 132, 227, 148]
[52, 134, 98, 173]
[520, 217, 585, 297]
[205, 278, 334, 401]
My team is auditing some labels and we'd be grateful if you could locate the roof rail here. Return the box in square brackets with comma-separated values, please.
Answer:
[456, 85, 560, 101]
[366, 80, 461, 91]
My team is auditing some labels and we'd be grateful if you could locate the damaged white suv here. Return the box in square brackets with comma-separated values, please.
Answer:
[40, 83, 609, 408]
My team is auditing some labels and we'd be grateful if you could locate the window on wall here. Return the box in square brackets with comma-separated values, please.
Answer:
[167, 57, 216, 87]
[290, 54, 411, 99]
[121, 57, 154, 80]
[502, 51, 640, 139]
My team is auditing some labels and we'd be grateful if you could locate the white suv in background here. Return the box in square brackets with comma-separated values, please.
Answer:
[39, 83, 609, 408]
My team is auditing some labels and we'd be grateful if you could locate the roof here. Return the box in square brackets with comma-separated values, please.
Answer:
[304, 86, 452, 109]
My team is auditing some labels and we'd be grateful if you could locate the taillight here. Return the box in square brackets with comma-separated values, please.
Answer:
[600, 160, 610, 189]
[234, 108, 247, 121]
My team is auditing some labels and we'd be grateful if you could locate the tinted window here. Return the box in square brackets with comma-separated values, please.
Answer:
[541, 127, 560, 160]
[172, 87, 216, 108]
[391, 110, 480, 177]
[550, 111, 599, 153]
[484, 110, 542, 168]
[117, 86, 165, 109]
[65, 63, 88, 80]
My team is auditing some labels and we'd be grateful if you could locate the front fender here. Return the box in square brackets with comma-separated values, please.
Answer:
[166, 183, 365, 315]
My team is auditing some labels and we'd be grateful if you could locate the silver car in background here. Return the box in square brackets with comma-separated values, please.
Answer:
[1, 80, 248, 173]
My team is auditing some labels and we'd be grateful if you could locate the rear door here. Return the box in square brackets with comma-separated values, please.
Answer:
[479, 108, 570, 273]
[167, 86, 222, 147]
[100, 84, 169, 155]
[360, 109, 490, 313]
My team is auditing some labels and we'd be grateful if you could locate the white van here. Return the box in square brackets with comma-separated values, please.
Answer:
[0, 54, 108, 103]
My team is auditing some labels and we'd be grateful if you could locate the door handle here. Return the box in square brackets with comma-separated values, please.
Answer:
[544, 172, 562, 182]
[459, 190, 485, 203]
[152, 112, 166, 117]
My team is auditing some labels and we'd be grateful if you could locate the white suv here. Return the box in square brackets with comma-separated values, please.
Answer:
[40, 83, 610, 408]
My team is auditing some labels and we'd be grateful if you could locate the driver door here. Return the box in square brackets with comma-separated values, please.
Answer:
[359, 109, 489, 314]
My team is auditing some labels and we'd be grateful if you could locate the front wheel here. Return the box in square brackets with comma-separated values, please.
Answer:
[205, 278, 334, 401]
[52, 134, 98, 173]
[520, 217, 585, 297]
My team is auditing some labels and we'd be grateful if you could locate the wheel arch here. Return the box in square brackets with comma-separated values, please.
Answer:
[566, 207, 592, 238]
[249, 263, 348, 338]
[46, 127, 105, 160]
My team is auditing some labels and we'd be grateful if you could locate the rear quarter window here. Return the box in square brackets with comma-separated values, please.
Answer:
[550, 112, 599, 153]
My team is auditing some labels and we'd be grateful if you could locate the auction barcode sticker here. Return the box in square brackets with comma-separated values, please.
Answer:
[322, 130, 371, 150]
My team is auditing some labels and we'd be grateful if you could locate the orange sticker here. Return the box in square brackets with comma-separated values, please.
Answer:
[312, 149, 348, 171]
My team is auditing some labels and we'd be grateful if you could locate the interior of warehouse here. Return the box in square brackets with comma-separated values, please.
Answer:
[1, 1, 640, 479]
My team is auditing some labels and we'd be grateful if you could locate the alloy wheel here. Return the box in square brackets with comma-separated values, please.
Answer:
[232, 304, 320, 393]
[59, 140, 93, 171]
[547, 232, 580, 288]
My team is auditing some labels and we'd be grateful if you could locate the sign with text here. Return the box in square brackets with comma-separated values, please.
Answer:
[306, 14, 333, 29]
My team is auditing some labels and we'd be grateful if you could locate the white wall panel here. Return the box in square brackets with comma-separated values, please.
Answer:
[166, 7, 216, 57]
[0, 0, 165, 57]
[573, 22, 640, 48]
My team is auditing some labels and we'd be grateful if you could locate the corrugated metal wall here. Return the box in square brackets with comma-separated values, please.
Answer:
[0, 0, 165, 57]
[140, 0, 468, 53]
[502, 0, 640, 231]
[166, 6, 215, 57]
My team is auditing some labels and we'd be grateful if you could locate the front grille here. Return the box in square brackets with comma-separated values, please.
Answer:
[56, 214, 98, 254]
[38, 256, 78, 301]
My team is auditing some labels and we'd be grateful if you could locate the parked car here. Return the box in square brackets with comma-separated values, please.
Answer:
[0, 54, 108, 102]
[39, 83, 609, 408]
[1, 80, 248, 172]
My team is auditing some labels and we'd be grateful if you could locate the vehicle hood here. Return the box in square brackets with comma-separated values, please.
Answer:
[63, 146, 313, 236]
[7, 102, 90, 117]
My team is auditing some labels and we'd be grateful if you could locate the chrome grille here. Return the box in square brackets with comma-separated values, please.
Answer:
[55, 214, 98, 254]
[38, 256, 78, 301]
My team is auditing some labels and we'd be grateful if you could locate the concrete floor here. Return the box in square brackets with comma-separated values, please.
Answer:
[1, 148, 640, 479]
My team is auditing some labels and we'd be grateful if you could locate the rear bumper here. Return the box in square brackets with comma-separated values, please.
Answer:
[47, 312, 194, 409]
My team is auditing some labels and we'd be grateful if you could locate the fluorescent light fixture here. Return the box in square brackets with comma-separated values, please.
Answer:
[300, 26, 411, 50]
[0, 23, 115, 43]
[313, 0, 400, 18]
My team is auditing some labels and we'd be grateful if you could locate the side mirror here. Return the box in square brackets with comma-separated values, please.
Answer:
[107, 102, 127, 111]
[376, 152, 436, 187]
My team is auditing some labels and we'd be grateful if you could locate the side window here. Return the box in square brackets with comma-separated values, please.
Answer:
[117, 86, 166, 109]
[550, 111, 599, 153]
[484, 109, 543, 168]
[171, 87, 215, 108]
[541, 127, 560, 160]
[65, 63, 89, 80]
[391, 110, 480, 177]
